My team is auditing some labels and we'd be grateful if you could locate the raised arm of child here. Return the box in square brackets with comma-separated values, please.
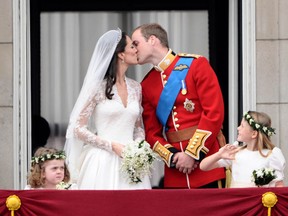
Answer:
[200, 144, 238, 171]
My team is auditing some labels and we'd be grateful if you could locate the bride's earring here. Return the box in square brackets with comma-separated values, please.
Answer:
[122, 59, 125, 63]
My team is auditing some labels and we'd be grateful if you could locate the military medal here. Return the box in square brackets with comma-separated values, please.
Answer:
[181, 80, 187, 95]
[183, 98, 195, 112]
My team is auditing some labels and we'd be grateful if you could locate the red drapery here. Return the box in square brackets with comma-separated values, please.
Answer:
[1, 187, 288, 216]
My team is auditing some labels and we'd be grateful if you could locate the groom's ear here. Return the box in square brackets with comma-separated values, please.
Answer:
[148, 35, 157, 45]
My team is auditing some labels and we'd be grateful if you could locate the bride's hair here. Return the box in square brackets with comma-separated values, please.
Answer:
[104, 31, 127, 99]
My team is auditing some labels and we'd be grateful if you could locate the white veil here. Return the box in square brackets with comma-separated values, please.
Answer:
[64, 28, 122, 182]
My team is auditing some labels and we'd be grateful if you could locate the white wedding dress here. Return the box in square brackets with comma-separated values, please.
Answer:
[74, 77, 152, 190]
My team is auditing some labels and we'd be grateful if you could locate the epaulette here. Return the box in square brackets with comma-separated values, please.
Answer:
[178, 53, 202, 58]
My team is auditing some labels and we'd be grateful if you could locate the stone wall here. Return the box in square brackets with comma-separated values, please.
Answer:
[0, 0, 13, 189]
[256, 0, 288, 185]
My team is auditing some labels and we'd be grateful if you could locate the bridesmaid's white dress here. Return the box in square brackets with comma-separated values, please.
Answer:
[218, 143, 285, 188]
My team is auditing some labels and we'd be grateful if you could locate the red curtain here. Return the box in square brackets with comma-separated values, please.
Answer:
[1, 187, 287, 216]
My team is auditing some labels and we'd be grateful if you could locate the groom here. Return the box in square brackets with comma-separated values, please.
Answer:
[132, 23, 226, 189]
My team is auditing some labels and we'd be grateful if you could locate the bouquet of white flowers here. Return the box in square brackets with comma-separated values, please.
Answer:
[251, 168, 277, 187]
[56, 181, 72, 190]
[120, 140, 158, 184]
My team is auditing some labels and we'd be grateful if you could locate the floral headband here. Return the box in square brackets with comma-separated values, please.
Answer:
[31, 151, 66, 165]
[243, 112, 276, 137]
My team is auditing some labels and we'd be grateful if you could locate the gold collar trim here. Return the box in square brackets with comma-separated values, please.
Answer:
[154, 49, 176, 72]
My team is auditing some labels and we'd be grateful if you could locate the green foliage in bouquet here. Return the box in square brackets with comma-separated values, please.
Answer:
[251, 168, 277, 187]
[121, 140, 159, 184]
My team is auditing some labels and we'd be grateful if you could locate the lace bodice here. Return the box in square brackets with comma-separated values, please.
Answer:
[73, 77, 145, 152]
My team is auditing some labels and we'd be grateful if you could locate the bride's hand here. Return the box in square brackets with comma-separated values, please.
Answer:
[112, 142, 125, 157]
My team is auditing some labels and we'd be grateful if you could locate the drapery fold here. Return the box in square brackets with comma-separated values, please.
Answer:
[1, 188, 287, 216]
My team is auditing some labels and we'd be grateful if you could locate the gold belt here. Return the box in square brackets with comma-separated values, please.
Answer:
[166, 126, 197, 143]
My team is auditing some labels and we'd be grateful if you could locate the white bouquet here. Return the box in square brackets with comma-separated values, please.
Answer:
[56, 181, 72, 190]
[120, 140, 158, 184]
[251, 167, 277, 187]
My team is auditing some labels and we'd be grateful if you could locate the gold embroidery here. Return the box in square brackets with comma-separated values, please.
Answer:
[174, 64, 188, 71]
[178, 53, 202, 58]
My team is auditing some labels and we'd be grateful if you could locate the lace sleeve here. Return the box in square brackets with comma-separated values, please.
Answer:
[74, 92, 112, 152]
[132, 80, 145, 143]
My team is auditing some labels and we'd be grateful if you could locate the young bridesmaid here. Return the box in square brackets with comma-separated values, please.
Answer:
[200, 111, 286, 188]
[25, 147, 77, 189]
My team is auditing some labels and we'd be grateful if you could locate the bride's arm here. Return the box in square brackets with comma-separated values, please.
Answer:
[133, 82, 145, 143]
[74, 96, 113, 152]
[134, 115, 145, 142]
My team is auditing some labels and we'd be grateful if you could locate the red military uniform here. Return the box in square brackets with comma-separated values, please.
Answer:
[141, 49, 226, 188]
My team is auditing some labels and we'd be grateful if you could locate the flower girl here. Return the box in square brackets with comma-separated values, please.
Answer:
[200, 111, 286, 188]
[25, 147, 77, 190]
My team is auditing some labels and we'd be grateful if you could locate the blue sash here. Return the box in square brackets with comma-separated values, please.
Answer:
[156, 57, 193, 128]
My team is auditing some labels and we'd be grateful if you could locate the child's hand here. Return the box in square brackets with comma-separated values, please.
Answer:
[219, 144, 238, 160]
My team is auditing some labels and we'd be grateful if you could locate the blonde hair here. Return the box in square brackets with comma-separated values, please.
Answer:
[27, 147, 70, 188]
[245, 111, 275, 157]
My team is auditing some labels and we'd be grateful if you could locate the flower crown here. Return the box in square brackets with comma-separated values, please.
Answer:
[31, 151, 66, 165]
[243, 112, 276, 137]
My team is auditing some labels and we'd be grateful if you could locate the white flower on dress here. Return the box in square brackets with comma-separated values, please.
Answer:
[120, 140, 159, 184]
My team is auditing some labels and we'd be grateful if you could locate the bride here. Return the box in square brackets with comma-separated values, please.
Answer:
[64, 28, 151, 190]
